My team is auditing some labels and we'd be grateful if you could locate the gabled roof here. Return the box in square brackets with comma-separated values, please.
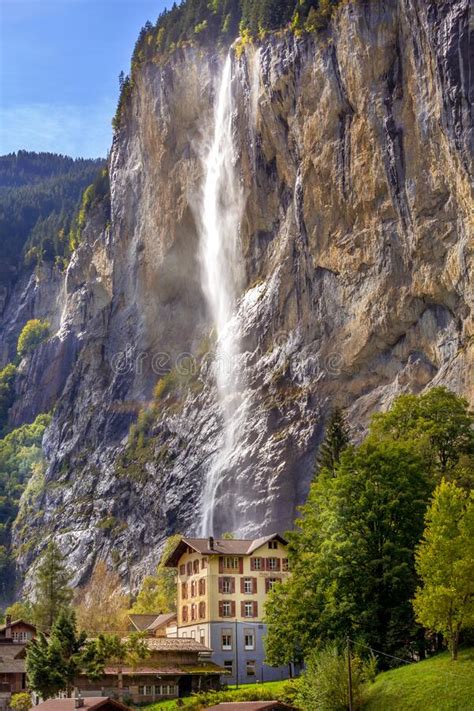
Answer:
[30, 699, 130, 711]
[0, 618, 36, 633]
[0, 643, 27, 659]
[164, 534, 288, 567]
[147, 612, 177, 631]
[128, 614, 160, 631]
[121, 636, 212, 653]
[0, 643, 27, 673]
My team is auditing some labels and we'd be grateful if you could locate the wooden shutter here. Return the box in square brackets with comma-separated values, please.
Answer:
[240, 578, 245, 594]
[231, 601, 236, 617]
[241, 601, 246, 617]
[219, 601, 223, 617]
[253, 577, 258, 594]
[275, 558, 281, 571]
[238, 557, 244, 574]
[202, 579, 206, 595]
[219, 557, 224, 573]
[230, 577, 235, 593]
[253, 601, 258, 617]
[265, 578, 270, 593]
[250, 558, 255, 571]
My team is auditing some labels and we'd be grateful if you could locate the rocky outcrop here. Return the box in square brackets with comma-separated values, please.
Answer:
[9, 0, 472, 590]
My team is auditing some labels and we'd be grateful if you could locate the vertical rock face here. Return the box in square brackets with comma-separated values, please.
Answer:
[11, 0, 472, 589]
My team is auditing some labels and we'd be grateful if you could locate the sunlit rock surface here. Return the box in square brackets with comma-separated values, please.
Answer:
[5, 0, 472, 591]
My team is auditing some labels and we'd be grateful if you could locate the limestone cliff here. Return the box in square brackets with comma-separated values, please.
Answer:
[8, 0, 472, 591]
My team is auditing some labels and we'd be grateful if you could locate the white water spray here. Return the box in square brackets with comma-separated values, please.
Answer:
[198, 55, 245, 536]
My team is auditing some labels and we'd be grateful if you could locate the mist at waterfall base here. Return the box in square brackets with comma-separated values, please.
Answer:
[196, 55, 247, 538]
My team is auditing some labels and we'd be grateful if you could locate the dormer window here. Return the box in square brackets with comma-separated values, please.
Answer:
[268, 540, 278, 550]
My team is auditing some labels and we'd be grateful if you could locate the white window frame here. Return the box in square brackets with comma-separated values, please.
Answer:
[244, 578, 253, 594]
[244, 631, 255, 650]
[267, 557, 278, 571]
[244, 601, 253, 618]
[222, 578, 232, 594]
[222, 601, 232, 617]
[252, 557, 262, 570]
[222, 631, 232, 650]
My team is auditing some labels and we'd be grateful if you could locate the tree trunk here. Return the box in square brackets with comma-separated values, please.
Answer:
[451, 630, 459, 661]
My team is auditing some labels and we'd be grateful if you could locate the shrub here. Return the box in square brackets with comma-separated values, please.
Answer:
[17, 319, 50, 357]
[0, 363, 17, 433]
[296, 643, 377, 711]
[10, 693, 31, 711]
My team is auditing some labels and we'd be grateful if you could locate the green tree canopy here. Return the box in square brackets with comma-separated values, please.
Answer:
[32, 540, 73, 631]
[370, 387, 473, 482]
[317, 406, 350, 473]
[131, 534, 180, 613]
[265, 439, 430, 665]
[0, 363, 17, 435]
[17, 319, 50, 358]
[413, 480, 474, 660]
[26, 610, 89, 698]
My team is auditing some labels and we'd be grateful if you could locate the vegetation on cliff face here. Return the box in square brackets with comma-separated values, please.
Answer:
[113, 0, 339, 129]
[0, 413, 51, 601]
[0, 151, 106, 289]
[17, 319, 50, 358]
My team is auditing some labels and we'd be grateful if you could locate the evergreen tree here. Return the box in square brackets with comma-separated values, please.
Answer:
[413, 481, 474, 660]
[32, 541, 73, 631]
[25, 633, 65, 699]
[26, 610, 87, 698]
[317, 406, 350, 473]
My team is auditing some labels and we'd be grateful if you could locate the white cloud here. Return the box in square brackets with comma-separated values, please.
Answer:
[0, 99, 114, 158]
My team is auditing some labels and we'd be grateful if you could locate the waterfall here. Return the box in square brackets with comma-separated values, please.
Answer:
[198, 55, 244, 536]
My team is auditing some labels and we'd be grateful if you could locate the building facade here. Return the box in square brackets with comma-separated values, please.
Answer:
[164, 535, 292, 685]
[0, 618, 37, 710]
[76, 637, 224, 702]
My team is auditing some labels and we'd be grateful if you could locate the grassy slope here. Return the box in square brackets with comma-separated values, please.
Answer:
[144, 680, 289, 709]
[143, 652, 474, 711]
[364, 648, 474, 711]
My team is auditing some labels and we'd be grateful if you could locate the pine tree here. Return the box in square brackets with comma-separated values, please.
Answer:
[317, 407, 350, 473]
[32, 541, 73, 631]
[26, 610, 87, 698]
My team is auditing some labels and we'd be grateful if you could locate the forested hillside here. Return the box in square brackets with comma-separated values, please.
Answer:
[0, 151, 106, 291]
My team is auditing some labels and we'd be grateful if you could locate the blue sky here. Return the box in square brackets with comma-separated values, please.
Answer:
[0, 0, 169, 158]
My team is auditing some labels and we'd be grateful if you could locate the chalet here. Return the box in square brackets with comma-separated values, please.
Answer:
[77, 637, 226, 702]
[0, 618, 36, 645]
[164, 534, 293, 685]
[0, 618, 37, 710]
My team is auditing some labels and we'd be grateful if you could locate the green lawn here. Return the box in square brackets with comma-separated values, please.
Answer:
[142, 680, 291, 710]
[364, 647, 474, 711]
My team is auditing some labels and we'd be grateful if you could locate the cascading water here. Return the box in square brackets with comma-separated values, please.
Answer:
[198, 55, 245, 536]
